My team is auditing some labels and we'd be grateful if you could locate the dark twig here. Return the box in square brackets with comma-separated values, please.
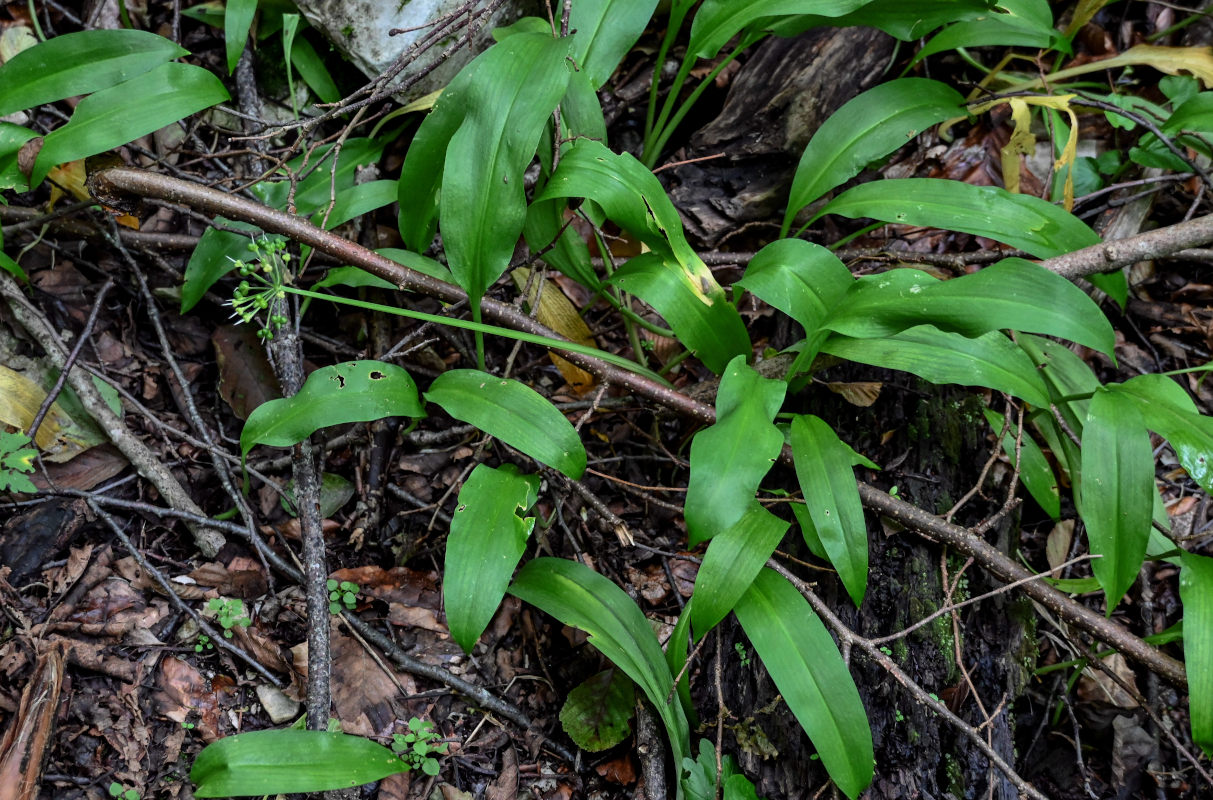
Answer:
[26, 278, 113, 445]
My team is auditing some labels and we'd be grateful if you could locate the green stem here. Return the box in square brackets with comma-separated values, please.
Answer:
[644, 40, 751, 169]
[285, 287, 671, 385]
[643, 0, 695, 146]
[471, 302, 487, 371]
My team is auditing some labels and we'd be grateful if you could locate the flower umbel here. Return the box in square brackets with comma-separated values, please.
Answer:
[228, 237, 293, 340]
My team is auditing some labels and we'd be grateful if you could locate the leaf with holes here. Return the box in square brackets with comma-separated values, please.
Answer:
[240, 361, 424, 462]
[445, 464, 539, 653]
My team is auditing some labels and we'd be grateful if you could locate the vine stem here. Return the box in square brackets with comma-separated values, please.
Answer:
[89, 165, 1191, 689]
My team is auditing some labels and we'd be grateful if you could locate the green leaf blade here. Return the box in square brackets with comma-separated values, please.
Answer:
[440, 33, 571, 307]
[1081, 389, 1154, 611]
[691, 504, 789, 639]
[734, 569, 873, 798]
[424, 370, 586, 478]
[444, 464, 538, 653]
[814, 178, 1101, 259]
[784, 78, 965, 232]
[559, 668, 636, 751]
[190, 730, 410, 797]
[1180, 552, 1213, 757]
[225, 0, 258, 74]
[685, 356, 787, 545]
[241, 361, 424, 461]
[826, 259, 1115, 356]
[32, 62, 229, 187]
[735, 239, 853, 360]
[823, 326, 1052, 408]
[508, 558, 690, 765]
[790, 415, 868, 606]
[0, 29, 187, 117]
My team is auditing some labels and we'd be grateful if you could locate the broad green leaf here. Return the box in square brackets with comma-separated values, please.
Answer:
[538, 141, 749, 372]
[571, 0, 661, 87]
[825, 259, 1115, 356]
[181, 220, 273, 313]
[191, 730, 409, 797]
[437, 34, 571, 310]
[241, 361, 424, 461]
[685, 356, 786, 545]
[608, 253, 751, 374]
[32, 62, 229, 187]
[290, 35, 341, 104]
[312, 180, 397, 230]
[424, 369, 586, 478]
[682, 739, 749, 800]
[1017, 334, 1099, 435]
[1111, 374, 1213, 495]
[767, 0, 994, 40]
[445, 464, 539, 652]
[0, 226, 25, 281]
[790, 415, 868, 606]
[783, 79, 965, 233]
[688, 0, 870, 59]
[256, 138, 384, 214]
[691, 504, 789, 639]
[225, 0, 257, 73]
[983, 408, 1060, 520]
[377, 248, 453, 284]
[665, 601, 697, 725]
[1180, 552, 1213, 756]
[508, 558, 690, 770]
[735, 239, 852, 363]
[559, 668, 636, 751]
[0, 122, 37, 193]
[735, 569, 873, 798]
[0, 29, 187, 117]
[1081, 389, 1153, 611]
[822, 326, 1051, 408]
[914, 0, 1058, 63]
[313, 266, 396, 292]
[813, 178, 1101, 259]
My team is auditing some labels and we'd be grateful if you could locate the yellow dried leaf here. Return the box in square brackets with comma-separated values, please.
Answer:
[825, 381, 882, 408]
[0, 365, 93, 462]
[511, 268, 597, 393]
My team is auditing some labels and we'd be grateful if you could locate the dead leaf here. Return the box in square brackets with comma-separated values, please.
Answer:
[825, 380, 882, 407]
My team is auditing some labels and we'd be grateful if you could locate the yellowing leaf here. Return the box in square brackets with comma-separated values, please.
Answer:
[0, 365, 92, 461]
[972, 94, 1079, 209]
[511, 267, 597, 393]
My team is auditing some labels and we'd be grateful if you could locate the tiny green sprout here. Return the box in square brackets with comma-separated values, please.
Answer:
[195, 634, 213, 653]
[0, 431, 38, 494]
[328, 579, 360, 614]
[894, 709, 905, 722]
[206, 597, 251, 638]
[888, 485, 899, 498]
[181, 721, 195, 730]
[391, 717, 448, 776]
[879, 646, 893, 656]
[734, 642, 751, 667]
[108, 782, 139, 800]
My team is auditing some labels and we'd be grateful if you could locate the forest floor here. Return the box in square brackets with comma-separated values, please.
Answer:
[1, 1, 1212, 799]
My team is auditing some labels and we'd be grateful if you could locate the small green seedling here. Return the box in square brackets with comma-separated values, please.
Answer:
[390, 718, 448, 776]
[108, 782, 139, 800]
[0, 431, 37, 494]
[207, 597, 251, 638]
[734, 642, 751, 667]
[195, 634, 213, 653]
[328, 579, 359, 614]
